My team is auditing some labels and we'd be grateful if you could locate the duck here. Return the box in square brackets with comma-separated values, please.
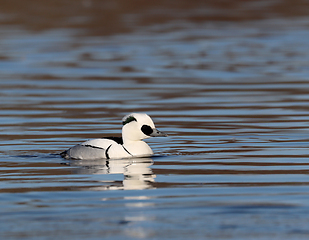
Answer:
[60, 113, 167, 160]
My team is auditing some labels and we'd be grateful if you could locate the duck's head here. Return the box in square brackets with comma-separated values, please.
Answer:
[122, 113, 167, 141]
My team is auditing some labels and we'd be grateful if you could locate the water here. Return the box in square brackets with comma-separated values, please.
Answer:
[2, 1, 309, 239]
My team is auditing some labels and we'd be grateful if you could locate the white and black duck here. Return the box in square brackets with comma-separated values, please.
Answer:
[60, 113, 167, 160]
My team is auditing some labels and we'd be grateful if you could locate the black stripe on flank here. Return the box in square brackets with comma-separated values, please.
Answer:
[141, 125, 153, 136]
[83, 144, 105, 150]
[122, 146, 133, 156]
[105, 144, 112, 159]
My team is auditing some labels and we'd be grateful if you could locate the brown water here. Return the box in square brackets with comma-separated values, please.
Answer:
[2, 1, 309, 239]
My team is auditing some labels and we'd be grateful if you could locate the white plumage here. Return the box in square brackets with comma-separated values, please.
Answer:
[61, 113, 167, 160]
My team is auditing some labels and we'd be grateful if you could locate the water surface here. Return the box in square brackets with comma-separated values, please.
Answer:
[1, 1, 309, 239]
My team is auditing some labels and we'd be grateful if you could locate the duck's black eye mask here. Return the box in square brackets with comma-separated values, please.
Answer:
[141, 125, 153, 136]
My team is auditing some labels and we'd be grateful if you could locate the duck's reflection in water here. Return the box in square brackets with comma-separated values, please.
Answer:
[68, 158, 155, 190]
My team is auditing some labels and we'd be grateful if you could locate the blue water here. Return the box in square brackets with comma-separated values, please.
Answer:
[2, 3, 309, 239]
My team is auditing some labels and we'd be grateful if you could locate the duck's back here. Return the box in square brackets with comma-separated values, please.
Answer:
[61, 138, 123, 160]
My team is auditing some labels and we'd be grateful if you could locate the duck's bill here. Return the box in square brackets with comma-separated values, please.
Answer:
[150, 128, 168, 137]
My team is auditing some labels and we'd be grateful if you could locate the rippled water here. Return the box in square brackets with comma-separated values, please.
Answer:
[2, 1, 309, 239]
